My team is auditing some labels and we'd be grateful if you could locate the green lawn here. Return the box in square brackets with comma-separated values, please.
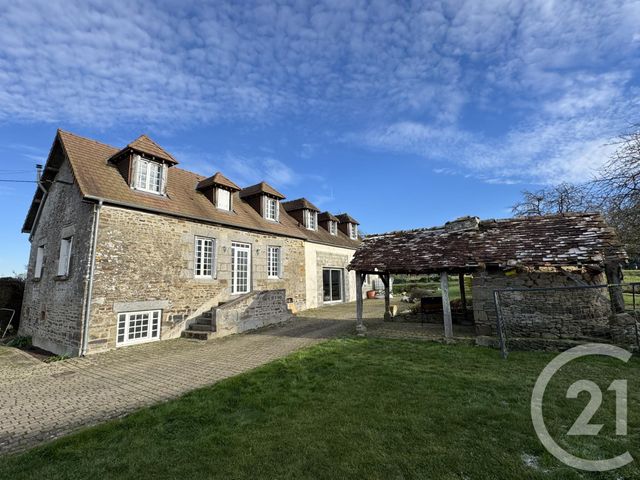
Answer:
[1, 339, 638, 479]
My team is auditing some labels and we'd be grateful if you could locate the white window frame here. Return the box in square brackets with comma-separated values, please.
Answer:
[305, 210, 318, 230]
[194, 236, 215, 278]
[263, 196, 279, 222]
[231, 242, 252, 294]
[216, 188, 231, 211]
[34, 245, 45, 279]
[116, 310, 161, 346]
[134, 155, 164, 195]
[329, 221, 337, 235]
[349, 223, 359, 240]
[57, 236, 73, 277]
[267, 246, 282, 279]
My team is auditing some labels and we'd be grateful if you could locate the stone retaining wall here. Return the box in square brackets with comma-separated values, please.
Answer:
[214, 289, 292, 336]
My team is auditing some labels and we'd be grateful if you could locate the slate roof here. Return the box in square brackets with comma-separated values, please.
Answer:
[196, 172, 241, 191]
[282, 198, 320, 212]
[349, 214, 627, 274]
[24, 130, 361, 250]
[318, 211, 339, 222]
[336, 213, 359, 224]
[239, 181, 286, 199]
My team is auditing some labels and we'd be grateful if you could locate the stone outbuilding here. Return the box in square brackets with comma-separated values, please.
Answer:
[348, 214, 630, 347]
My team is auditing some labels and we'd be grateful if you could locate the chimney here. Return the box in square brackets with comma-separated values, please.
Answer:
[445, 216, 480, 232]
[36, 164, 43, 182]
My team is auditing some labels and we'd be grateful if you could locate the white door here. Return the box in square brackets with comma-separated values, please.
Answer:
[231, 242, 251, 294]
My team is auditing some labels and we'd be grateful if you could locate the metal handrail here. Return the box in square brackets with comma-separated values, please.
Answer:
[1, 308, 16, 339]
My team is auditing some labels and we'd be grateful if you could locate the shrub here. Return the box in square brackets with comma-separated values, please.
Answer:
[7, 336, 31, 348]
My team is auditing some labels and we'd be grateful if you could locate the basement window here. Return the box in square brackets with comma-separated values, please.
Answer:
[117, 310, 161, 346]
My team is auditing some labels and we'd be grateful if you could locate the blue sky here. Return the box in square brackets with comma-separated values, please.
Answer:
[1, 0, 639, 275]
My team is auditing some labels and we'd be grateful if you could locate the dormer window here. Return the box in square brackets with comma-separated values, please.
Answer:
[133, 155, 165, 195]
[264, 196, 279, 222]
[216, 188, 231, 211]
[349, 223, 358, 240]
[304, 210, 318, 230]
[329, 221, 338, 235]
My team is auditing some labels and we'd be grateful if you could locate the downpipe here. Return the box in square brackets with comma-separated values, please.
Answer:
[80, 200, 103, 356]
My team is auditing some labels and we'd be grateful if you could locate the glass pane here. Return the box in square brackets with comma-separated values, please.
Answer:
[331, 270, 342, 301]
[323, 270, 331, 301]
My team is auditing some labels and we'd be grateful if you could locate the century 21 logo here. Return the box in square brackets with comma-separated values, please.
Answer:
[531, 344, 633, 472]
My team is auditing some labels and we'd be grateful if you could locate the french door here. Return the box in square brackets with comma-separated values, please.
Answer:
[231, 242, 251, 294]
[323, 268, 343, 303]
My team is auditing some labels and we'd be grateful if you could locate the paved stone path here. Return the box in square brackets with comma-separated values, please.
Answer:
[0, 299, 474, 456]
[0, 316, 353, 456]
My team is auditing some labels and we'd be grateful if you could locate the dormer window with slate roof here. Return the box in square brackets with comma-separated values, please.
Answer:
[108, 134, 178, 197]
[336, 213, 360, 240]
[239, 182, 286, 222]
[318, 211, 339, 235]
[282, 198, 320, 231]
[196, 172, 241, 212]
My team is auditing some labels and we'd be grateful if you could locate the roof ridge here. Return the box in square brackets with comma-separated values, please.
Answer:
[57, 129, 119, 151]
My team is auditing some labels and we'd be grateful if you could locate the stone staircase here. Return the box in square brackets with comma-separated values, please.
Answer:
[181, 309, 216, 340]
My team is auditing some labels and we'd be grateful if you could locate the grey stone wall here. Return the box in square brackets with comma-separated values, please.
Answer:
[315, 251, 351, 306]
[87, 205, 306, 353]
[214, 289, 292, 336]
[19, 160, 95, 356]
[473, 270, 612, 339]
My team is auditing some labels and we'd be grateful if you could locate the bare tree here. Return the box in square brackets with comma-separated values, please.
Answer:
[511, 182, 596, 217]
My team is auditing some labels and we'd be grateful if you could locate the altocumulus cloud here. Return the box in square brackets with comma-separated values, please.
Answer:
[0, 0, 639, 185]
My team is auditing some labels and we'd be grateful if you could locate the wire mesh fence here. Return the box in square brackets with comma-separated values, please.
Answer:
[494, 282, 640, 358]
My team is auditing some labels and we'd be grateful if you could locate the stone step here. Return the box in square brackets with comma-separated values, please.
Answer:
[181, 330, 215, 341]
[194, 317, 213, 326]
[200, 311, 213, 319]
[189, 323, 215, 332]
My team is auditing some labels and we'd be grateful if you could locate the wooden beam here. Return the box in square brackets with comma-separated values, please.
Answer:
[355, 271, 366, 335]
[459, 273, 468, 323]
[440, 272, 453, 338]
[381, 273, 391, 321]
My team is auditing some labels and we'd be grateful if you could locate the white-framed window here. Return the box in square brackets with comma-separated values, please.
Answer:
[217, 188, 231, 211]
[264, 196, 279, 222]
[304, 210, 318, 230]
[231, 242, 251, 294]
[349, 223, 359, 240]
[329, 221, 338, 235]
[57, 237, 73, 276]
[133, 155, 164, 194]
[195, 236, 215, 278]
[34, 245, 45, 279]
[117, 310, 161, 346]
[267, 246, 282, 279]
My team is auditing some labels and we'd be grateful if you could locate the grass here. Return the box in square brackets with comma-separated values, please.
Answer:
[1, 339, 638, 479]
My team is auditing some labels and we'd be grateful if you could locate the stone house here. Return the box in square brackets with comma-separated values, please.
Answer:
[349, 214, 631, 345]
[20, 130, 367, 356]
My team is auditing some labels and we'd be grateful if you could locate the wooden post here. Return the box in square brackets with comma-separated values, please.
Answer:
[355, 271, 366, 335]
[459, 273, 468, 323]
[440, 271, 453, 338]
[605, 262, 625, 313]
[381, 273, 391, 321]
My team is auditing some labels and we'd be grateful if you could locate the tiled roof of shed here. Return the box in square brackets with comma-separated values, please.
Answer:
[282, 198, 320, 212]
[349, 213, 627, 274]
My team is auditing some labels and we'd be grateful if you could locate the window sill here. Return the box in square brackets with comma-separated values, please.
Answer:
[267, 276, 281, 280]
[54, 275, 70, 282]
